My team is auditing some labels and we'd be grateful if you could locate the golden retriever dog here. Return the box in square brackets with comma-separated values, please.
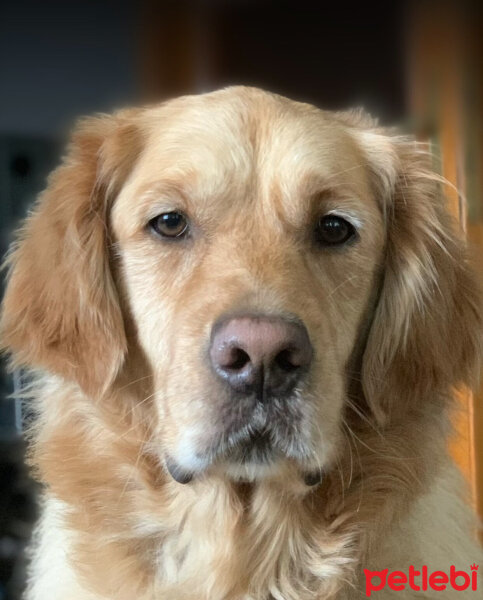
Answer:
[1, 86, 482, 599]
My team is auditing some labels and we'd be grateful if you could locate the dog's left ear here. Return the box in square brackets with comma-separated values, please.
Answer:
[0, 112, 142, 396]
[353, 126, 483, 425]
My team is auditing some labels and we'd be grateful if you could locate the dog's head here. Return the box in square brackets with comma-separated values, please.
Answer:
[1, 87, 481, 485]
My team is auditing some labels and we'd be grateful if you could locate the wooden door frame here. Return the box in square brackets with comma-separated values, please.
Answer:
[408, 1, 483, 534]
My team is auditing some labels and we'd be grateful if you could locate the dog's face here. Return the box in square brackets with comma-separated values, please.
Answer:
[111, 92, 384, 482]
[1, 87, 481, 488]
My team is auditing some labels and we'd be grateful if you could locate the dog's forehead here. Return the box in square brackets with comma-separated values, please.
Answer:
[115, 89, 376, 229]
[138, 89, 366, 186]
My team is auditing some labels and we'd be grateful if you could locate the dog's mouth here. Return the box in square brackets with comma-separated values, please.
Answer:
[164, 431, 323, 487]
[164, 425, 282, 484]
[164, 401, 323, 486]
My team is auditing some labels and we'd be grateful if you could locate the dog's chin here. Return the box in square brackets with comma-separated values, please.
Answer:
[221, 439, 324, 486]
[222, 458, 284, 482]
[222, 431, 284, 481]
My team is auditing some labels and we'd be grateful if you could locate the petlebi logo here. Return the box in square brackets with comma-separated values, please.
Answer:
[364, 564, 479, 596]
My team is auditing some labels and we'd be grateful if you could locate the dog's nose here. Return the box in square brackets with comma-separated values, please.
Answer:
[210, 315, 313, 397]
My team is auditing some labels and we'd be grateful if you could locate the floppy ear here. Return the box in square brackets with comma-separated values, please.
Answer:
[0, 113, 141, 396]
[356, 129, 483, 425]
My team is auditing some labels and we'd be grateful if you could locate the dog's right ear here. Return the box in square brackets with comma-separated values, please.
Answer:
[0, 112, 142, 396]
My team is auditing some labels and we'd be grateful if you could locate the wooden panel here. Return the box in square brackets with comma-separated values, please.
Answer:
[408, 2, 482, 527]
[468, 222, 483, 531]
[138, 2, 214, 101]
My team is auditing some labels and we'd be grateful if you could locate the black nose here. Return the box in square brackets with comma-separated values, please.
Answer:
[209, 315, 313, 398]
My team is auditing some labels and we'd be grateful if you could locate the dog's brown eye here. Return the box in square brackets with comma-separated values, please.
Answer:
[149, 212, 188, 238]
[316, 215, 356, 246]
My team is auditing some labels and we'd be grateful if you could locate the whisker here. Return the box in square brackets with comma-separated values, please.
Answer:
[325, 164, 366, 180]
[342, 419, 364, 513]
[344, 396, 383, 439]
[117, 374, 155, 392]
[117, 441, 146, 505]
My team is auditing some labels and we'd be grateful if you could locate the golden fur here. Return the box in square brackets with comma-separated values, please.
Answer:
[1, 87, 482, 599]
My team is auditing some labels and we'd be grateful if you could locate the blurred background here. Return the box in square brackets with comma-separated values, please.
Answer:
[0, 1, 481, 598]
